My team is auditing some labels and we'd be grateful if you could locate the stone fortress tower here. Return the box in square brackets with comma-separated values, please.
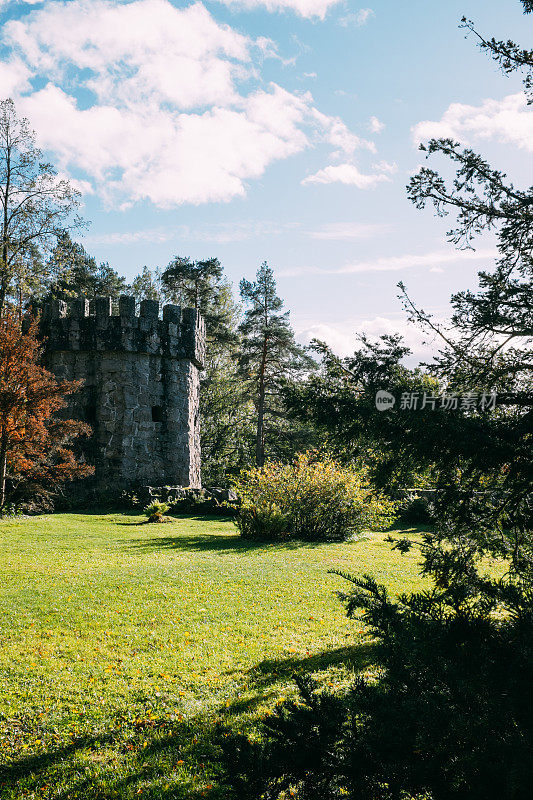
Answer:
[40, 296, 205, 491]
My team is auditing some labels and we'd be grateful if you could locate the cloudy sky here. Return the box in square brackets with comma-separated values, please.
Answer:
[0, 0, 530, 359]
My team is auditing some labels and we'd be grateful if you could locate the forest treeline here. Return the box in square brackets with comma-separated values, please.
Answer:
[12, 233, 323, 484]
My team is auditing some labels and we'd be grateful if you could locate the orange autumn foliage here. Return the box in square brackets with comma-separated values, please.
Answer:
[0, 310, 93, 506]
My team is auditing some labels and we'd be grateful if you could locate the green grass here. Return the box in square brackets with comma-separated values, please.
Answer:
[0, 512, 428, 798]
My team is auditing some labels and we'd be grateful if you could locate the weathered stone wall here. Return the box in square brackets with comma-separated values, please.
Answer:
[40, 296, 205, 491]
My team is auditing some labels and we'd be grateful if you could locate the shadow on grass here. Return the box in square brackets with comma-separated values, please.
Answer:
[226, 642, 376, 715]
[0, 716, 216, 800]
[250, 642, 375, 682]
[127, 530, 344, 553]
[116, 512, 236, 528]
[386, 524, 434, 534]
[0, 642, 373, 799]
[0, 732, 116, 784]
[124, 519, 426, 553]
[126, 514, 365, 552]
[56, 506, 143, 517]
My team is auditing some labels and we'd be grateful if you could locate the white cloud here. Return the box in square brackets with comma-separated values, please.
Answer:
[6, 0, 251, 109]
[87, 220, 301, 246]
[369, 115, 385, 133]
[0, 58, 31, 96]
[296, 316, 438, 363]
[279, 247, 498, 277]
[214, 0, 342, 20]
[2, 0, 374, 207]
[334, 89, 357, 99]
[302, 162, 391, 189]
[311, 109, 376, 155]
[372, 159, 396, 174]
[191, 220, 301, 242]
[412, 92, 533, 151]
[297, 322, 357, 356]
[57, 172, 94, 196]
[86, 228, 178, 246]
[308, 222, 391, 240]
[338, 8, 374, 27]
[2, 0, 44, 5]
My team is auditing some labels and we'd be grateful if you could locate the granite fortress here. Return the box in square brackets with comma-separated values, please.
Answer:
[40, 296, 206, 491]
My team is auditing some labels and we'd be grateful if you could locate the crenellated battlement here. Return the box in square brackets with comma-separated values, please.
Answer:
[39, 294, 205, 491]
[40, 295, 206, 369]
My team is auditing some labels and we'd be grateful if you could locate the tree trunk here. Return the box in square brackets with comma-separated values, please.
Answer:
[0, 281, 6, 318]
[0, 145, 11, 319]
[0, 433, 8, 508]
[255, 335, 268, 468]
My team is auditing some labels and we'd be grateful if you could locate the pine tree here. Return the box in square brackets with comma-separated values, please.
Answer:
[162, 256, 250, 483]
[162, 256, 237, 348]
[239, 262, 314, 467]
[46, 233, 127, 302]
[128, 265, 164, 305]
[197, 281, 254, 485]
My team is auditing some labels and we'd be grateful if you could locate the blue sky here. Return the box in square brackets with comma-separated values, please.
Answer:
[0, 0, 530, 359]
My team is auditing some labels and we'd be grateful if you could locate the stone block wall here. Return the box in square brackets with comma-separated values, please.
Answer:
[40, 296, 205, 491]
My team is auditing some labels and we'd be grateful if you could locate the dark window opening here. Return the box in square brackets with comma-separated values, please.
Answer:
[86, 405, 97, 424]
[152, 405, 164, 422]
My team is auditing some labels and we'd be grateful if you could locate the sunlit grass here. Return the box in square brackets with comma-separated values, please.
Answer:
[0, 512, 427, 798]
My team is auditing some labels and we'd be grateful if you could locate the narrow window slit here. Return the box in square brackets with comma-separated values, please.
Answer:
[152, 405, 163, 422]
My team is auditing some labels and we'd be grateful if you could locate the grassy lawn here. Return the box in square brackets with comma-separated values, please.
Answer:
[0, 512, 427, 799]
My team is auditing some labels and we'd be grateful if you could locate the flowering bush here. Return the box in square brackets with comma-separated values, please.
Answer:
[232, 452, 396, 541]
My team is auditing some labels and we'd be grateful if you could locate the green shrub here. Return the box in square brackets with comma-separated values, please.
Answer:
[232, 451, 396, 541]
[236, 502, 291, 539]
[143, 501, 170, 522]
[0, 502, 23, 518]
[399, 495, 435, 524]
